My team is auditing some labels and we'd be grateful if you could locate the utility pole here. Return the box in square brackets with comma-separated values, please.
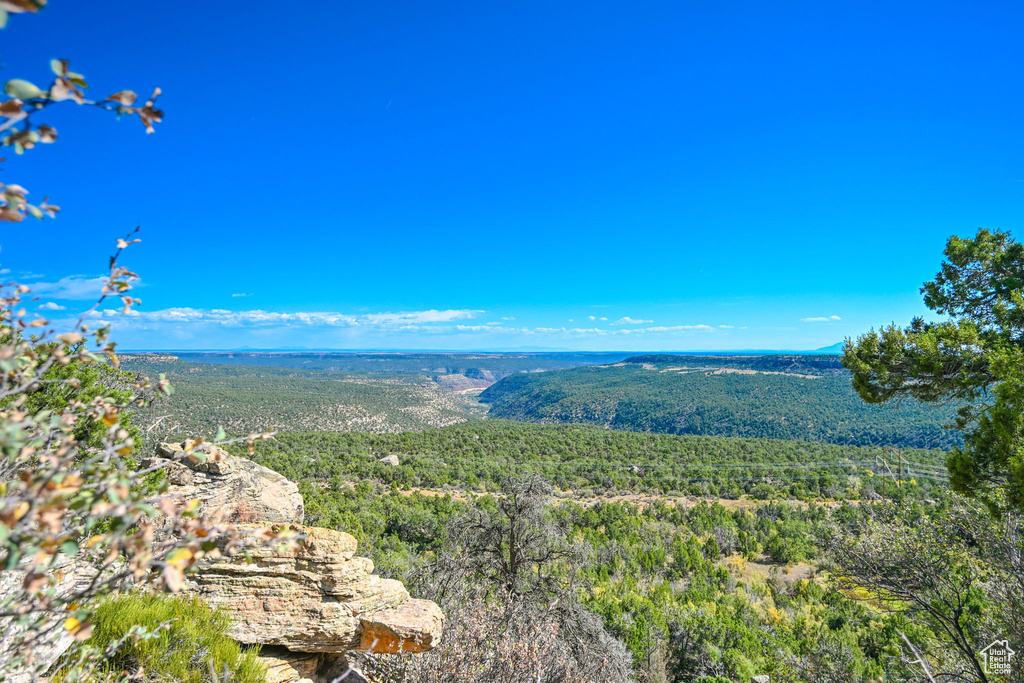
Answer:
[877, 452, 897, 499]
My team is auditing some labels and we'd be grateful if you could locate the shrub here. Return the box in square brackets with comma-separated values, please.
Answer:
[67, 593, 265, 683]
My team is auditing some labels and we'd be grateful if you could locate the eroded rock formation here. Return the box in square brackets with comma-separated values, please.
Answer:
[148, 441, 305, 524]
[153, 442, 443, 681]
[186, 523, 442, 654]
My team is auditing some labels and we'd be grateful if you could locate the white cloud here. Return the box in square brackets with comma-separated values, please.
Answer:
[82, 306, 732, 347]
[801, 315, 842, 322]
[38, 302, 67, 311]
[95, 307, 483, 329]
[366, 309, 482, 324]
[451, 325, 611, 337]
[501, 316, 516, 321]
[454, 325, 520, 333]
[611, 316, 654, 325]
[531, 327, 608, 336]
[0, 268, 10, 275]
[718, 325, 734, 329]
[231, 293, 252, 298]
[30, 275, 107, 300]
[612, 325, 713, 335]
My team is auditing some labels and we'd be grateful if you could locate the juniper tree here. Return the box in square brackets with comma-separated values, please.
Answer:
[844, 228, 1024, 513]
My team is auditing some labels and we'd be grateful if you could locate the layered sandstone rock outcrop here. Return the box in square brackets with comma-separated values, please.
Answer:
[148, 441, 305, 524]
[154, 442, 443, 680]
[187, 523, 442, 653]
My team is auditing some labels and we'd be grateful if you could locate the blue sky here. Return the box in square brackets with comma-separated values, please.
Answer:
[3, 1, 1024, 351]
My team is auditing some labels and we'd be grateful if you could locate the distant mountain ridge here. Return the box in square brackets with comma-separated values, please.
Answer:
[813, 342, 845, 354]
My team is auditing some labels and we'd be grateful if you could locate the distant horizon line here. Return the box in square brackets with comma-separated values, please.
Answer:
[120, 344, 845, 356]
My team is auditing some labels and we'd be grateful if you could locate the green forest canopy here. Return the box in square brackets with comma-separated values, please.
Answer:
[480, 354, 962, 449]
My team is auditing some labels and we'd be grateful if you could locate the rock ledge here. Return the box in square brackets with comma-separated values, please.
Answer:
[153, 444, 443, 680]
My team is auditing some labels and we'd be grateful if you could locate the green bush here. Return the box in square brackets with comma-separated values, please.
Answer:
[77, 593, 265, 683]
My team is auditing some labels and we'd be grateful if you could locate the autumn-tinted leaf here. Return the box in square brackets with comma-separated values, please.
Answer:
[0, 207, 24, 221]
[166, 547, 194, 567]
[37, 125, 56, 143]
[0, 1, 47, 14]
[0, 98, 24, 116]
[162, 564, 185, 592]
[106, 90, 137, 106]
[22, 572, 46, 594]
[49, 78, 82, 103]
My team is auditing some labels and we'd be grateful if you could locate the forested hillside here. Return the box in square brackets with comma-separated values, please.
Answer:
[123, 356, 484, 436]
[121, 352, 638, 437]
[246, 421, 949, 507]
[232, 421, 1010, 682]
[480, 354, 962, 448]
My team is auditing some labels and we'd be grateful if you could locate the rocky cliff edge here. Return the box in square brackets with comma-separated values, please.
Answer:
[151, 441, 444, 682]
